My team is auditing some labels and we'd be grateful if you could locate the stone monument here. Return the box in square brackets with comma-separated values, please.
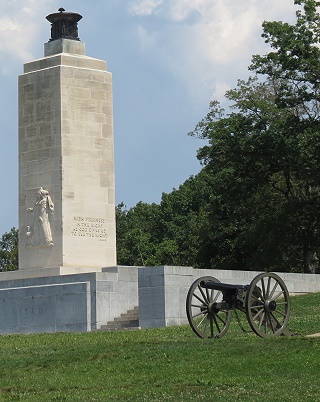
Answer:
[0, 9, 133, 334]
[19, 8, 116, 273]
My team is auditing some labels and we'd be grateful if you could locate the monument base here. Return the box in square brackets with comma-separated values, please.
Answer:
[0, 266, 140, 334]
[0, 266, 106, 281]
[0, 266, 319, 334]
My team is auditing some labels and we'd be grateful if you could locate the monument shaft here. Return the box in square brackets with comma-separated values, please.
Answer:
[19, 39, 116, 270]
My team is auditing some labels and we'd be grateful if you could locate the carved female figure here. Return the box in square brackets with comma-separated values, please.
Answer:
[27, 187, 54, 246]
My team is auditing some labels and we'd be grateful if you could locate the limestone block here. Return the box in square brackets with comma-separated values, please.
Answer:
[117, 266, 139, 282]
[61, 55, 106, 71]
[0, 282, 91, 334]
[166, 318, 187, 327]
[163, 266, 194, 276]
[150, 273, 164, 287]
[24, 54, 106, 74]
[138, 272, 152, 288]
[164, 286, 180, 319]
[44, 39, 86, 57]
[94, 292, 112, 327]
[96, 281, 114, 292]
[138, 285, 165, 328]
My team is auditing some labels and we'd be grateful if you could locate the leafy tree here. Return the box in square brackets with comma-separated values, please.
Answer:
[0, 228, 18, 272]
[116, 172, 211, 267]
[116, 0, 320, 274]
[190, 0, 320, 273]
[116, 202, 162, 266]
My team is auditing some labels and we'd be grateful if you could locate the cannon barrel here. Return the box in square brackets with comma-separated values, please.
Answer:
[200, 280, 244, 292]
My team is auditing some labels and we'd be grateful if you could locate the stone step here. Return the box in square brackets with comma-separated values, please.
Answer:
[100, 306, 140, 331]
[116, 306, 138, 318]
[102, 320, 139, 331]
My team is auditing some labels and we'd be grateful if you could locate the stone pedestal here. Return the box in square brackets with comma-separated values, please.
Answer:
[2, 9, 122, 335]
[18, 38, 116, 270]
[0, 266, 140, 334]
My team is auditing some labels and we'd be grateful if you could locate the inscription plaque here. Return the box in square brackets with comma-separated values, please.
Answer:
[71, 216, 108, 240]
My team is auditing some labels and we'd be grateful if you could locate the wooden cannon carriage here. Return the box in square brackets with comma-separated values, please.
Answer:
[186, 272, 292, 338]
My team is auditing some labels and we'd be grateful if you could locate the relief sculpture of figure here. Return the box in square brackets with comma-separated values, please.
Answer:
[26, 187, 54, 246]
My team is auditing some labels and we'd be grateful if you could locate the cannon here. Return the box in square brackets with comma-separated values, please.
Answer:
[186, 272, 292, 338]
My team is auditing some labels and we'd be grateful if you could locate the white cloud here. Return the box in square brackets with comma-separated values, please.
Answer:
[129, 0, 209, 21]
[0, 0, 55, 66]
[165, 0, 211, 23]
[136, 24, 159, 49]
[0, 17, 17, 31]
[0, 17, 34, 61]
[129, 0, 163, 16]
[128, 0, 296, 100]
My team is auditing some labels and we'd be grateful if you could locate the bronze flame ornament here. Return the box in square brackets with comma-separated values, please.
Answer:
[46, 8, 82, 41]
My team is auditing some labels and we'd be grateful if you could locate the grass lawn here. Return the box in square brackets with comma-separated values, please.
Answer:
[0, 292, 319, 401]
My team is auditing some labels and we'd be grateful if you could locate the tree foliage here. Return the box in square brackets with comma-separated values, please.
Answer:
[117, 0, 320, 273]
[189, 0, 320, 273]
[116, 173, 211, 267]
[0, 228, 18, 272]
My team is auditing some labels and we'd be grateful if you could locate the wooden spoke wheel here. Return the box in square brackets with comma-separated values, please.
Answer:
[245, 272, 290, 338]
[186, 276, 232, 339]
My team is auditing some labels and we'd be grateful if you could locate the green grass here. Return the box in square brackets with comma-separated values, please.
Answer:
[0, 293, 319, 401]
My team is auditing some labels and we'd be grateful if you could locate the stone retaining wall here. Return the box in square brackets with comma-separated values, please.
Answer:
[138, 266, 320, 328]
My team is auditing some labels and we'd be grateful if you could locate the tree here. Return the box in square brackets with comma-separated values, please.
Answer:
[116, 202, 162, 266]
[157, 171, 212, 267]
[116, 1, 320, 273]
[116, 172, 212, 268]
[0, 228, 18, 272]
[190, 0, 320, 273]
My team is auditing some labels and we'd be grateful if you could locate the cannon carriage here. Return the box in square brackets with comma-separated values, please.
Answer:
[186, 272, 292, 338]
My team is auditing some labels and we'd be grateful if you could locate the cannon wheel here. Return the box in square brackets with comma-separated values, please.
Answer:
[245, 272, 290, 337]
[186, 276, 232, 339]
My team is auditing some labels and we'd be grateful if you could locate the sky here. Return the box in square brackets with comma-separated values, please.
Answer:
[0, 0, 298, 235]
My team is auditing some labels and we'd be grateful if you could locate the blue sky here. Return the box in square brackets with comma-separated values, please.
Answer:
[0, 0, 296, 235]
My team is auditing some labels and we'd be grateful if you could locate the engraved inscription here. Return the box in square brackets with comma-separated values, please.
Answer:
[71, 216, 108, 240]
[19, 307, 43, 317]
